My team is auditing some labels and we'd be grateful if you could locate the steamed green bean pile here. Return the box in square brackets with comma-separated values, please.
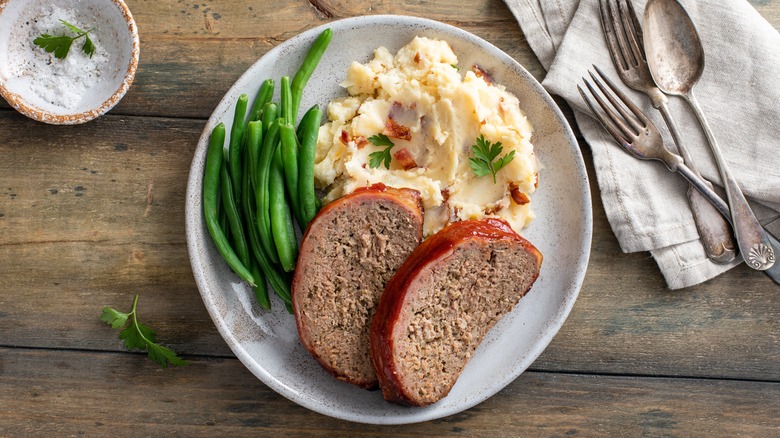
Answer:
[203, 28, 332, 310]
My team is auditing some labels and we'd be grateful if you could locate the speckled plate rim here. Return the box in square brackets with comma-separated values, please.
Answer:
[0, 0, 139, 125]
[186, 15, 592, 424]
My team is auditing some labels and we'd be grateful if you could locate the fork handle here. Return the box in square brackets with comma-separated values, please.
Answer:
[682, 90, 775, 271]
[687, 184, 737, 263]
[655, 98, 736, 263]
[676, 162, 780, 283]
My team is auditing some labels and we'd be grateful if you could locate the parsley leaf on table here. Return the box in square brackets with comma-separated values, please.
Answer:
[368, 134, 395, 170]
[469, 135, 515, 183]
[100, 294, 188, 368]
[33, 19, 96, 60]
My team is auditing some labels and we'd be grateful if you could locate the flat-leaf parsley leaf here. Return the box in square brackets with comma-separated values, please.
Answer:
[469, 135, 515, 183]
[100, 294, 187, 368]
[33, 19, 96, 60]
[368, 134, 395, 169]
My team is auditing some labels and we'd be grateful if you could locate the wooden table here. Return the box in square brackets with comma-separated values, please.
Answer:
[2, 1, 778, 435]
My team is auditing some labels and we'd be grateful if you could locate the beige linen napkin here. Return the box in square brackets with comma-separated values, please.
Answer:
[504, 0, 780, 288]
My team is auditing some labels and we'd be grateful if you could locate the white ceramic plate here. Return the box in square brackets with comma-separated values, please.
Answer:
[185, 15, 591, 424]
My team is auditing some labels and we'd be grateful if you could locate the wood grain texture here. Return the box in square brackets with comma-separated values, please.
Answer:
[1, 0, 779, 434]
[1, 110, 777, 382]
[0, 0, 545, 119]
[1, 1, 777, 118]
[532, 147, 780, 380]
[1, 348, 778, 437]
[0, 111, 231, 356]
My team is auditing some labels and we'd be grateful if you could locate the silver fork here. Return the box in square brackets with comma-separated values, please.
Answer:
[578, 68, 778, 277]
[598, 0, 736, 264]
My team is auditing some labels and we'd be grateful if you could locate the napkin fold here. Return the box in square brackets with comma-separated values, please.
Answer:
[504, 0, 780, 288]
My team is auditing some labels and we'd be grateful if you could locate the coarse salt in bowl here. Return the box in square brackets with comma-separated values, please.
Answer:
[0, 0, 139, 124]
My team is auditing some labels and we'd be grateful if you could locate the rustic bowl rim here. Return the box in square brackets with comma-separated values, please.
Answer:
[0, 0, 139, 125]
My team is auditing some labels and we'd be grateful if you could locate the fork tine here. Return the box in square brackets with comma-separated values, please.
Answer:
[598, 0, 627, 71]
[581, 77, 636, 141]
[588, 70, 644, 135]
[593, 65, 651, 126]
[577, 84, 630, 147]
[607, 0, 637, 67]
[624, 0, 644, 49]
[618, 0, 645, 64]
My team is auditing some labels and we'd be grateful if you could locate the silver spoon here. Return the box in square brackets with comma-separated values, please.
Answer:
[643, 0, 775, 271]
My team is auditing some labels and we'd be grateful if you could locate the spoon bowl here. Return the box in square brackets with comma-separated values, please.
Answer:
[643, 0, 704, 96]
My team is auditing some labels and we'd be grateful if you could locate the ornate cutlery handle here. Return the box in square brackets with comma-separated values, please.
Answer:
[654, 96, 735, 263]
[683, 91, 774, 271]
[675, 163, 777, 279]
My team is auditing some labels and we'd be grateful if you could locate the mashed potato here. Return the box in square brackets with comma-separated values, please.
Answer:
[314, 37, 539, 236]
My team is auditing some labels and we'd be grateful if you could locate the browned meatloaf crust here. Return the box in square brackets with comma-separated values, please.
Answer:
[370, 218, 542, 405]
[292, 183, 424, 388]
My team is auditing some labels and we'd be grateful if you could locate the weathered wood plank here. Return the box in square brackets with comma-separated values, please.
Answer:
[0, 0, 544, 119]
[1, 111, 778, 381]
[533, 144, 780, 379]
[130, 0, 526, 39]
[1, 347, 778, 436]
[1, 1, 778, 120]
[1, 0, 779, 434]
[0, 111, 231, 355]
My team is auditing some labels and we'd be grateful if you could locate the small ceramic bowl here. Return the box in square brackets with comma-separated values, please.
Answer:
[0, 0, 139, 124]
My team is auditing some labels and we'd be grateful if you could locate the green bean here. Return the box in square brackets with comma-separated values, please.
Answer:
[221, 149, 250, 269]
[270, 146, 298, 272]
[297, 105, 322, 228]
[250, 260, 270, 310]
[295, 102, 318, 138]
[241, 139, 292, 305]
[261, 102, 278, 133]
[248, 79, 275, 123]
[291, 28, 332, 120]
[280, 122, 302, 226]
[256, 118, 282, 264]
[254, 240, 293, 305]
[250, 224, 292, 306]
[281, 76, 292, 125]
[217, 205, 233, 275]
[251, 220, 292, 305]
[218, 193, 228, 234]
[229, 94, 249, 203]
[246, 121, 263, 192]
[203, 123, 255, 286]
[278, 77, 302, 225]
[241, 140, 259, 248]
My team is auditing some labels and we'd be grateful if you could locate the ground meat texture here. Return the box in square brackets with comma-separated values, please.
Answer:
[371, 218, 542, 406]
[292, 184, 424, 388]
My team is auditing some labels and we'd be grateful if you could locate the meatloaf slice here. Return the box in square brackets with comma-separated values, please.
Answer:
[370, 218, 542, 406]
[292, 183, 424, 388]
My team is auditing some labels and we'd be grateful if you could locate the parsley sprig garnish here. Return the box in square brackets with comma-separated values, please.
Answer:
[469, 135, 515, 183]
[368, 134, 395, 169]
[33, 19, 96, 60]
[100, 294, 188, 368]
